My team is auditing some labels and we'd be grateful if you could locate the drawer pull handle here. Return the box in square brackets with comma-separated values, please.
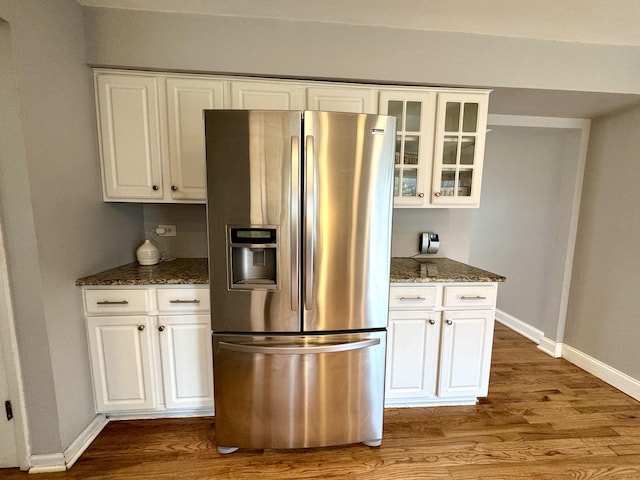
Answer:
[137, 325, 145, 331]
[96, 300, 129, 305]
[169, 299, 201, 304]
[398, 296, 426, 301]
[428, 319, 436, 325]
[446, 319, 453, 326]
[158, 326, 165, 332]
[460, 295, 487, 300]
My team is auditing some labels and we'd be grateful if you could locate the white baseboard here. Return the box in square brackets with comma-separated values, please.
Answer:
[28, 453, 66, 474]
[385, 397, 477, 408]
[64, 414, 109, 469]
[538, 336, 563, 358]
[497, 311, 640, 402]
[562, 344, 640, 402]
[495, 309, 543, 344]
[28, 414, 108, 473]
[106, 408, 214, 421]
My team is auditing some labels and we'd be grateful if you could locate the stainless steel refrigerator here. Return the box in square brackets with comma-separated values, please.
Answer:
[204, 110, 396, 453]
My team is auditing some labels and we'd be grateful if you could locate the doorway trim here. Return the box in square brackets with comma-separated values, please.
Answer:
[487, 114, 591, 356]
[0, 216, 31, 470]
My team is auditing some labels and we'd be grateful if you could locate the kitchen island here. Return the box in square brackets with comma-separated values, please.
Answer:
[77, 256, 504, 413]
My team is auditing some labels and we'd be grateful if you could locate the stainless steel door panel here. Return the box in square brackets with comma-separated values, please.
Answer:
[213, 331, 386, 449]
[303, 111, 396, 332]
[205, 110, 301, 332]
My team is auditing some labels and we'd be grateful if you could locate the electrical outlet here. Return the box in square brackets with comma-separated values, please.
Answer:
[155, 225, 177, 237]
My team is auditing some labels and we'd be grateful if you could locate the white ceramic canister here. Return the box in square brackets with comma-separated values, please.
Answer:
[136, 239, 160, 265]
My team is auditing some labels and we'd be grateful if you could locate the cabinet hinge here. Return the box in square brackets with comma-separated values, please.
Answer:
[5, 400, 13, 421]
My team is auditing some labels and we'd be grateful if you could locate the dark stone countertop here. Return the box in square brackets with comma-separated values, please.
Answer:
[390, 257, 506, 284]
[76, 258, 209, 286]
[76, 257, 504, 287]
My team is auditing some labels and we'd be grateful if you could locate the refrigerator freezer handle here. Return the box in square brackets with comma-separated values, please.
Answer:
[291, 135, 300, 312]
[304, 135, 315, 311]
[218, 338, 380, 355]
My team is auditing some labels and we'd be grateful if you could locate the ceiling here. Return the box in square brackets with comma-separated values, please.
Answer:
[77, 0, 640, 46]
[77, 0, 640, 118]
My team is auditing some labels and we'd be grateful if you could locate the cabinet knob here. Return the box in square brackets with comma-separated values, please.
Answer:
[158, 325, 165, 332]
[418, 193, 424, 198]
[434, 192, 442, 197]
[137, 325, 145, 331]
[429, 319, 435, 325]
[446, 319, 453, 326]
[152, 185, 159, 191]
[171, 185, 178, 191]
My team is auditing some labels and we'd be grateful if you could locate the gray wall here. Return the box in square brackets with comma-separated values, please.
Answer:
[0, 0, 143, 455]
[142, 205, 208, 259]
[467, 126, 576, 331]
[82, 7, 640, 95]
[564, 104, 640, 380]
[391, 209, 473, 261]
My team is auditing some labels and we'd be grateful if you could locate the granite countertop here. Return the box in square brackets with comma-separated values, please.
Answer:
[75, 258, 209, 286]
[76, 256, 504, 286]
[390, 257, 506, 283]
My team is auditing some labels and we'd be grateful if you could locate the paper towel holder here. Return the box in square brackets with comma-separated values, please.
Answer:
[419, 232, 440, 254]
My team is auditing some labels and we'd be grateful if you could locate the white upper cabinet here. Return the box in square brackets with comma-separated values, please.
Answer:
[96, 73, 164, 200]
[165, 77, 224, 201]
[380, 89, 490, 208]
[230, 79, 301, 110]
[431, 92, 489, 207]
[94, 69, 490, 206]
[95, 70, 224, 203]
[305, 85, 377, 113]
[379, 90, 436, 207]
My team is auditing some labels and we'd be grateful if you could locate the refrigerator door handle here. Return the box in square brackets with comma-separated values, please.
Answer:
[218, 338, 380, 355]
[291, 135, 300, 312]
[304, 134, 315, 311]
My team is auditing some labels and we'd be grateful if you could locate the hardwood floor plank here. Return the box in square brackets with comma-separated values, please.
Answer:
[2, 324, 640, 479]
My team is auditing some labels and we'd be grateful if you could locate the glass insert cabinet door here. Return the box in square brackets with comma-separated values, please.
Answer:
[379, 91, 436, 207]
[432, 92, 489, 206]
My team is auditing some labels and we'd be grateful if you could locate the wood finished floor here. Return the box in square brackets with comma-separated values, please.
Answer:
[2, 323, 640, 479]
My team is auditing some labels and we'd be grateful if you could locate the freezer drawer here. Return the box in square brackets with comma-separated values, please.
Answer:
[212, 331, 386, 450]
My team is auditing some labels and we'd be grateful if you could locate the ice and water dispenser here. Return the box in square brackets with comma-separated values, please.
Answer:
[228, 227, 278, 289]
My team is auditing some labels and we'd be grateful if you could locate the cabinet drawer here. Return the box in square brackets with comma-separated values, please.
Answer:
[443, 285, 496, 308]
[389, 286, 437, 309]
[156, 288, 210, 313]
[84, 289, 149, 314]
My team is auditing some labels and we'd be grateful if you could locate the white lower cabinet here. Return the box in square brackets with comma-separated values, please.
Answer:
[386, 283, 498, 406]
[438, 309, 495, 398]
[87, 315, 156, 412]
[385, 310, 440, 403]
[83, 286, 214, 416]
[158, 314, 214, 410]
